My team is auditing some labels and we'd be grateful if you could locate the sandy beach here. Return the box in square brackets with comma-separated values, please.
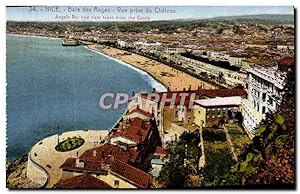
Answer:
[88, 44, 217, 91]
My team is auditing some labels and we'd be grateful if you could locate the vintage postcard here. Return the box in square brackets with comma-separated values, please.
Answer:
[6, 6, 295, 189]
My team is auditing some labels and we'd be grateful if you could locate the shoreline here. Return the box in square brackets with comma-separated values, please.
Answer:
[6, 34, 166, 163]
[6, 33, 213, 168]
[88, 44, 216, 91]
[7, 33, 216, 91]
[7, 33, 167, 92]
[84, 45, 168, 92]
[7, 33, 62, 40]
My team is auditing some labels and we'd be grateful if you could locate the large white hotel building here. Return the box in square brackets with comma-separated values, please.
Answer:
[241, 67, 285, 137]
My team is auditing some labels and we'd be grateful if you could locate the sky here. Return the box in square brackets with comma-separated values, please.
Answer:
[6, 6, 294, 22]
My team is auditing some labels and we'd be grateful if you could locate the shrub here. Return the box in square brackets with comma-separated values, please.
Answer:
[203, 129, 226, 142]
[55, 137, 85, 152]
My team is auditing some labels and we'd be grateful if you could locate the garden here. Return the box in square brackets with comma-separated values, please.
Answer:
[226, 124, 251, 156]
[202, 128, 227, 142]
[55, 136, 85, 152]
[202, 140, 236, 186]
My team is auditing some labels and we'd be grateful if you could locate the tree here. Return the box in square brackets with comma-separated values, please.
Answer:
[157, 131, 201, 188]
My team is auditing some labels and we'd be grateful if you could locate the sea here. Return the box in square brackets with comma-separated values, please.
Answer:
[6, 35, 166, 160]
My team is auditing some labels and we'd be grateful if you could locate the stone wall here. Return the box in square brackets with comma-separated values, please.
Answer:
[26, 152, 49, 188]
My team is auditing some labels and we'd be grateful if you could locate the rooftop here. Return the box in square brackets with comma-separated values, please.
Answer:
[60, 158, 106, 174]
[112, 117, 152, 144]
[194, 96, 241, 107]
[79, 143, 131, 163]
[154, 146, 167, 156]
[127, 107, 152, 118]
[248, 68, 285, 89]
[109, 158, 152, 188]
[278, 56, 294, 66]
[60, 157, 151, 188]
[54, 173, 112, 189]
[140, 89, 247, 106]
[59, 143, 152, 188]
[151, 158, 165, 165]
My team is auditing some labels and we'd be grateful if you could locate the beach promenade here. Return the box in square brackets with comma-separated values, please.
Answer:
[88, 44, 216, 91]
[27, 130, 109, 188]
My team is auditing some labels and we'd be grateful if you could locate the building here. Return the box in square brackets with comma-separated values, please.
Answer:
[57, 143, 152, 188]
[241, 99, 263, 138]
[165, 47, 186, 55]
[150, 146, 167, 178]
[111, 117, 161, 161]
[124, 107, 152, 121]
[129, 89, 247, 146]
[194, 96, 242, 128]
[56, 103, 163, 189]
[277, 56, 294, 72]
[117, 40, 127, 48]
[241, 57, 293, 136]
[247, 67, 284, 116]
[54, 173, 112, 189]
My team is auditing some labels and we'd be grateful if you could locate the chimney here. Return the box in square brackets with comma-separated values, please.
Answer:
[101, 163, 111, 171]
[75, 159, 85, 168]
[152, 88, 156, 93]
[75, 158, 80, 167]
[93, 150, 97, 157]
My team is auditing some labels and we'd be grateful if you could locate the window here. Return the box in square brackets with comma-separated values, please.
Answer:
[262, 106, 266, 114]
[114, 180, 120, 188]
[262, 93, 266, 101]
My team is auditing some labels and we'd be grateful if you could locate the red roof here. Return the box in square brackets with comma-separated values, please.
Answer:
[127, 107, 152, 117]
[60, 157, 151, 188]
[54, 173, 112, 189]
[80, 144, 130, 163]
[111, 117, 152, 144]
[278, 57, 294, 66]
[155, 146, 167, 156]
[128, 148, 140, 162]
[60, 158, 106, 174]
[109, 158, 151, 188]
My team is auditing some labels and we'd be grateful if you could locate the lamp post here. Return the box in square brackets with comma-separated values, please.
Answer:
[57, 126, 60, 144]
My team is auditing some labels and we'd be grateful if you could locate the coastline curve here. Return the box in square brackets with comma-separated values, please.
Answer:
[84, 46, 167, 93]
